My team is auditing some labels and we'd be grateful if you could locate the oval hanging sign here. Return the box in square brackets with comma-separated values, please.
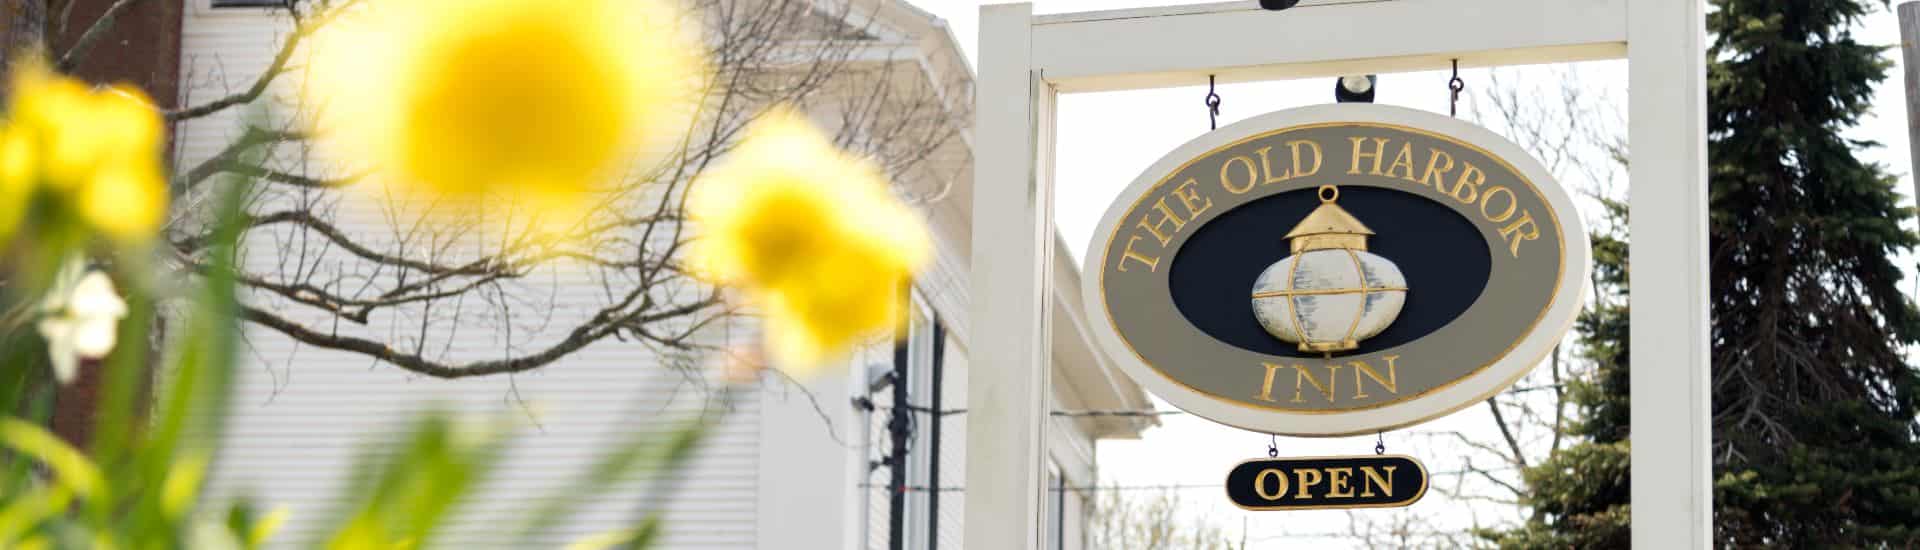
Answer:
[1083, 104, 1589, 436]
[1225, 455, 1429, 510]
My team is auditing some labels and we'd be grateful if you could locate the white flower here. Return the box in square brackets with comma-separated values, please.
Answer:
[36, 261, 127, 384]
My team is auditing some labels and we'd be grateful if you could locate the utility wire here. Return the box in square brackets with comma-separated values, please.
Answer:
[854, 398, 1184, 418]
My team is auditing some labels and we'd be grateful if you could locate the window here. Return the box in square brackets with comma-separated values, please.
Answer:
[903, 300, 937, 549]
[862, 293, 951, 550]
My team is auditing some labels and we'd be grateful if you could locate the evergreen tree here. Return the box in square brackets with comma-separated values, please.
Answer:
[1488, 200, 1630, 548]
[1707, 0, 1920, 544]
[1497, 1, 1920, 546]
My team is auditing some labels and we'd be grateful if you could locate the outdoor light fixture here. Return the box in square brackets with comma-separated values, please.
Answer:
[864, 363, 895, 393]
[1336, 75, 1376, 103]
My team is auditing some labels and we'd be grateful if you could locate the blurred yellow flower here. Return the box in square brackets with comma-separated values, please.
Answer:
[688, 110, 930, 370]
[306, 0, 706, 232]
[0, 128, 29, 244]
[0, 59, 168, 244]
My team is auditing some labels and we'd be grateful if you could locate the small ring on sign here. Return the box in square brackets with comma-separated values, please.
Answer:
[1318, 185, 1339, 203]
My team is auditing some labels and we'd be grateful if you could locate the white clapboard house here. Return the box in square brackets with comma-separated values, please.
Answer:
[172, 0, 1153, 548]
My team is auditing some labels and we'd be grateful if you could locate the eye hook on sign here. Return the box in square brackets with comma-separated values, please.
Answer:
[1268, 434, 1280, 458]
[1449, 59, 1467, 117]
[1375, 432, 1387, 455]
[1206, 75, 1223, 130]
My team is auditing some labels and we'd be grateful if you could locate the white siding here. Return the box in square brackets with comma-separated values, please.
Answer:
[180, 3, 761, 547]
[934, 333, 968, 550]
[754, 360, 865, 550]
[177, 2, 1122, 549]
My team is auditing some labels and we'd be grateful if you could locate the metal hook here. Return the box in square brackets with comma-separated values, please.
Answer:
[1268, 434, 1279, 458]
[1374, 432, 1386, 455]
[1205, 75, 1223, 130]
[1448, 59, 1466, 118]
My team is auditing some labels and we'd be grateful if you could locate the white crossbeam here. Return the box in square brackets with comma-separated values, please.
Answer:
[1029, 0, 1628, 92]
[970, 1, 1708, 548]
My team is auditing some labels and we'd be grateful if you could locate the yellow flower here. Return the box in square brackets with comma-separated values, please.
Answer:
[0, 127, 30, 244]
[688, 110, 931, 370]
[306, 0, 706, 232]
[0, 59, 168, 244]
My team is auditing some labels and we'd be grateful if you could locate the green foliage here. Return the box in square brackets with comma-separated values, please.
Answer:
[1498, 0, 1920, 546]
[1486, 441, 1630, 549]
[0, 180, 725, 549]
[1485, 199, 1631, 549]
[1706, 0, 1920, 545]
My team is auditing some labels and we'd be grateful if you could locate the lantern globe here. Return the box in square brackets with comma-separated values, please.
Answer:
[1251, 249, 1407, 352]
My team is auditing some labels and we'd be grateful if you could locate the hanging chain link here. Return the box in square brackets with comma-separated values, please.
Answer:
[1205, 75, 1223, 130]
[1448, 59, 1466, 118]
[1268, 434, 1279, 458]
[1374, 432, 1387, 455]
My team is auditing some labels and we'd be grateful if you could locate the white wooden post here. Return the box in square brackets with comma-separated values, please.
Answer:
[1628, 0, 1711, 546]
[967, 4, 1055, 550]
[1899, 1, 1920, 199]
[970, 0, 1710, 546]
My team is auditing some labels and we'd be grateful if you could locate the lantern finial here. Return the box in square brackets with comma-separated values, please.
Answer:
[1283, 185, 1374, 253]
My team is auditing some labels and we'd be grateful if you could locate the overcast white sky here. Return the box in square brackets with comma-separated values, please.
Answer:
[906, 0, 1920, 544]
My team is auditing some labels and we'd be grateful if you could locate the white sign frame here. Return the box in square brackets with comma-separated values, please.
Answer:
[1079, 104, 1592, 437]
[966, 1, 1707, 548]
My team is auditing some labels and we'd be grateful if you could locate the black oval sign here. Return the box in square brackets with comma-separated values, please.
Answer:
[1225, 455, 1428, 510]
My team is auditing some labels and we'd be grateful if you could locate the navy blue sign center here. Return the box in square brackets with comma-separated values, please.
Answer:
[1169, 186, 1492, 358]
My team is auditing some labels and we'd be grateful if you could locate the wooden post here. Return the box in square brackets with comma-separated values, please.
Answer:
[1629, 0, 1711, 546]
[1899, 2, 1920, 202]
[967, 4, 1054, 550]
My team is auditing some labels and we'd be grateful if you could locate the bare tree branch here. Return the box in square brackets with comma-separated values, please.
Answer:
[149, 0, 968, 379]
[53, 0, 145, 71]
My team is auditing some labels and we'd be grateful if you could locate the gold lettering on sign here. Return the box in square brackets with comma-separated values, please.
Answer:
[1479, 186, 1520, 223]
[1359, 466, 1396, 498]
[1383, 141, 1417, 182]
[1347, 137, 1390, 175]
[1292, 468, 1324, 499]
[1254, 363, 1283, 402]
[1221, 155, 1260, 194]
[1117, 235, 1160, 272]
[1349, 355, 1400, 400]
[1254, 468, 1290, 500]
[1417, 148, 1455, 188]
[1135, 196, 1187, 246]
[1290, 139, 1323, 179]
[1252, 146, 1289, 186]
[1447, 162, 1484, 204]
[1172, 178, 1213, 219]
[1326, 467, 1356, 498]
[1292, 364, 1342, 403]
[1499, 210, 1541, 258]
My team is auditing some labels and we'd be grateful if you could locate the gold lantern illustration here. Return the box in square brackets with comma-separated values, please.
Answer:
[1250, 185, 1408, 353]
